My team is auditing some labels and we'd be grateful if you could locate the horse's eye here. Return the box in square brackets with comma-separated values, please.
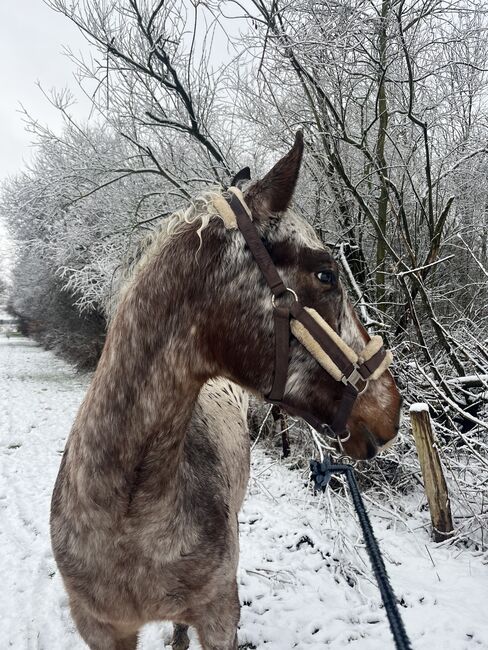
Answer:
[315, 270, 336, 285]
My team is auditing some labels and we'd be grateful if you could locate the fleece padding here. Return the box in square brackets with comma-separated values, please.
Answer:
[360, 335, 393, 380]
[228, 186, 253, 217]
[290, 318, 344, 381]
[302, 308, 359, 364]
[212, 186, 253, 229]
[212, 194, 239, 229]
[291, 308, 393, 384]
[361, 335, 384, 361]
[370, 350, 393, 380]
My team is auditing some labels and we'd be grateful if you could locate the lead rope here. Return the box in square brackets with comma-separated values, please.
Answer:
[310, 457, 413, 650]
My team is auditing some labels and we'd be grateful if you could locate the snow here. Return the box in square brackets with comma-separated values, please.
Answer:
[409, 403, 430, 413]
[446, 375, 488, 385]
[1, 335, 488, 649]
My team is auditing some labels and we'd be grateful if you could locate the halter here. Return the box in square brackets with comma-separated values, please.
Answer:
[222, 188, 393, 447]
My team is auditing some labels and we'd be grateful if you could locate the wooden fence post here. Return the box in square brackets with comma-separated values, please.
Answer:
[409, 403, 454, 542]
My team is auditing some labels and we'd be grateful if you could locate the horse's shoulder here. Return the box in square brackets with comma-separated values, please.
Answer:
[185, 378, 250, 509]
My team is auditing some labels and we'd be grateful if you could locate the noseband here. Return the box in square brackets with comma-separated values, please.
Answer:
[223, 188, 393, 447]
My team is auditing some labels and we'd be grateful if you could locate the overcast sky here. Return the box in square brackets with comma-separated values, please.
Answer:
[0, 0, 93, 275]
[0, 1, 92, 178]
[0, 1, 247, 279]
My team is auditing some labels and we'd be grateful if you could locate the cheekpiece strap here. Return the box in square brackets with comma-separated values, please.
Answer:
[226, 192, 287, 297]
[268, 306, 291, 402]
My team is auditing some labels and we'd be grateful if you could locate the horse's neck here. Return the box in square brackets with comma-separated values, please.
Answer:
[69, 264, 206, 512]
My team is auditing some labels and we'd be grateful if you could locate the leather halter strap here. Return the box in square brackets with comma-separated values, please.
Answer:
[225, 191, 389, 443]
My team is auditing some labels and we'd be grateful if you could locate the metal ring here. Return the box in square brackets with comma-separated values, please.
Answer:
[271, 287, 298, 308]
[322, 424, 351, 447]
[357, 379, 369, 396]
[336, 429, 351, 453]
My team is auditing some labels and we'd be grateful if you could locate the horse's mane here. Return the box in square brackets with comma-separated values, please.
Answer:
[109, 187, 232, 317]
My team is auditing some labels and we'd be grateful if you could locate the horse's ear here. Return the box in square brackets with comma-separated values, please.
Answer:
[230, 166, 251, 188]
[246, 131, 304, 215]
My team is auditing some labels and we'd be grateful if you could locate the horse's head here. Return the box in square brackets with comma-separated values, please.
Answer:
[169, 133, 401, 460]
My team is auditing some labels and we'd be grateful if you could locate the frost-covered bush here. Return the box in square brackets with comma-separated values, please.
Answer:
[1, 0, 487, 544]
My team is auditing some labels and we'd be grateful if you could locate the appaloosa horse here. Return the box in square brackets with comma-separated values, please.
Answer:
[51, 132, 401, 650]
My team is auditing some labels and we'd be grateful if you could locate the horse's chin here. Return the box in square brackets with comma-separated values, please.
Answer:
[340, 428, 380, 460]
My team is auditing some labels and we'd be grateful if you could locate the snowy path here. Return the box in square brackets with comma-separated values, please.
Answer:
[1, 335, 488, 649]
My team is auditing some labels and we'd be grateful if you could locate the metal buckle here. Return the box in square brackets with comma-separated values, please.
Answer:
[271, 287, 298, 308]
[321, 424, 351, 453]
[341, 365, 369, 394]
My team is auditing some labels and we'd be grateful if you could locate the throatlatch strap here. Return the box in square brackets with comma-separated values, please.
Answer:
[227, 193, 287, 297]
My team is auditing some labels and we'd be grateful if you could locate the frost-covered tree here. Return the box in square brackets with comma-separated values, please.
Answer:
[2, 0, 488, 541]
[228, 0, 488, 394]
[1, 121, 169, 366]
[45, 0, 248, 184]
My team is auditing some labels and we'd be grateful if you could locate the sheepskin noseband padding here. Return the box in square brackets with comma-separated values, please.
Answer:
[370, 350, 393, 380]
[361, 334, 394, 380]
[291, 308, 358, 381]
[291, 307, 392, 383]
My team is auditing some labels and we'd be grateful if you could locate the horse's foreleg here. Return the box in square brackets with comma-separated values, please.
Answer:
[171, 623, 190, 650]
[69, 597, 138, 650]
[194, 581, 240, 650]
[115, 635, 138, 650]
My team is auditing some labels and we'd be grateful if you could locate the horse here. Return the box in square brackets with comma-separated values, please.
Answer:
[50, 132, 401, 650]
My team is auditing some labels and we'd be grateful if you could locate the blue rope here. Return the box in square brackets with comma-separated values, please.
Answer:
[310, 457, 413, 650]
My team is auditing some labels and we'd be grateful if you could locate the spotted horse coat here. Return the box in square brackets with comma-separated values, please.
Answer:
[50, 132, 401, 650]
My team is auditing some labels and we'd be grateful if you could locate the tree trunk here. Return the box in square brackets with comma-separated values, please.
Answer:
[375, 0, 390, 310]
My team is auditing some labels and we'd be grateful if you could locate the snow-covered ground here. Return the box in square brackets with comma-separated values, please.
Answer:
[1, 335, 487, 649]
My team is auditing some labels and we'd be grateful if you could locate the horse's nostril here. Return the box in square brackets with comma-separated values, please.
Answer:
[365, 437, 378, 460]
[378, 430, 399, 452]
[360, 427, 380, 458]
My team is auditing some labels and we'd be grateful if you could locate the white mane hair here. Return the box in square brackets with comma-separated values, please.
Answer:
[108, 187, 237, 318]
